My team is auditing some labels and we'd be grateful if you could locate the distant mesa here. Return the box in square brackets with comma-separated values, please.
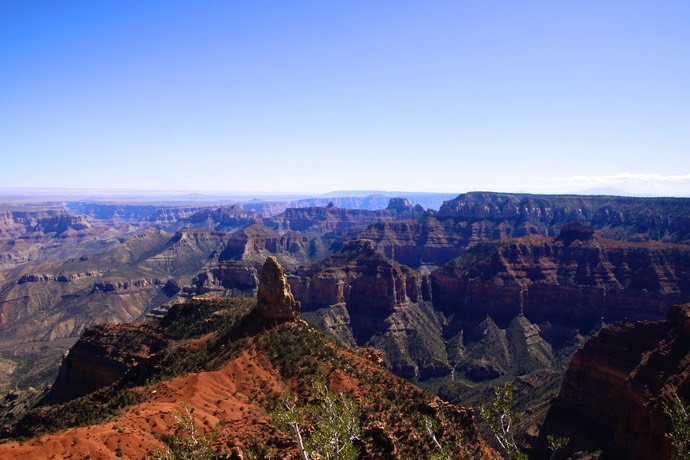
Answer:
[257, 256, 301, 325]
[386, 197, 413, 211]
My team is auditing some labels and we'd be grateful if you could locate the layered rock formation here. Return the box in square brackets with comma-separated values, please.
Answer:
[438, 192, 690, 244]
[457, 315, 556, 381]
[217, 221, 310, 264]
[0, 228, 224, 341]
[4, 191, 690, 434]
[66, 202, 217, 227]
[269, 198, 424, 236]
[355, 193, 690, 269]
[540, 303, 690, 459]
[202, 260, 263, 291]
[242, 193, 453, 217]
[1, 296, 495, 459]
[0, 227, 241, 393]
[43, 323, 167, 404]
[257, 256, 300, 325]
[291, 239, 427, 313]
[0, 209, 128, 271]
[186, 222, 316, 293]
[289, 234, 682, 382]
[432, 235, 690, 331]
[289, 240, 448, 378]
[0, 208, 67, 238]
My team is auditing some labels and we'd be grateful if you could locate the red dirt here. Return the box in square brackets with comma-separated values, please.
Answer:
[0, 350, 288, 459]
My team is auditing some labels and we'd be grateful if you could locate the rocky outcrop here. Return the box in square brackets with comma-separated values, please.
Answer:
[460, 317, 510, 380]
[438, 192, 690, 244]
[355, 217, 467, 268]
[268, 199, 425, 236]
[242, 194, 453, 217]
[0, 209, 67, 238]
[174, 205, 260, 231]
[257, 256, 300, 325]
[289, 240, 448, 378]
[291, 240, 428, 314]
[365, 301, 451, 379]
[432, 236, 690, 330]
[33, 215, 91, 235]
[218, 221, 310, 263]
[203, 261, 262, 291]
[16, 271, 105, 284]
[1, 296, 496, 459]
[555, 220, 595, 243]
[386, 198, 422, 212]
[454, 315, 555, 382]
[507, 315, 556, 376]
[66, 203, 216, 226]
[42, 323, 167, 404]
[540, 303, 690, 459]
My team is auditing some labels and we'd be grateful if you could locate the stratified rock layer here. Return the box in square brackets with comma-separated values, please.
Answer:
[541, 303, 690, 459]
[432, 236, 690, 330]
[257, 256, 300, 325]
[438, 192, 690, 245]
[43, 323, 167, 404]
[291, 240, 427, 314]
[290, 240, 449, 378]
[269, 201, 424, 236]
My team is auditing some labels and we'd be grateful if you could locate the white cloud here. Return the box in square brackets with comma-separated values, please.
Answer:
[548, 172, 690, 196]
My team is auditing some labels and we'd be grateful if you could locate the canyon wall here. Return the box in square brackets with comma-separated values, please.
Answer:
[438, 192, 690, 244]
[432, 236, 690, 330]
[540, 303, 690, 459]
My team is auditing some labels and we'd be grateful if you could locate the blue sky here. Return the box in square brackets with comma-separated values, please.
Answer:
[2, 1, 689, 196]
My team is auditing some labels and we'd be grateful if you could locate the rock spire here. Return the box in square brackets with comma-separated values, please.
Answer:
[257, 256, 300, 325]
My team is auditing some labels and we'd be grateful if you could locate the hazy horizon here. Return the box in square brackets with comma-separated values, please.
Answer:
[0, 185, 685, 202]
[3, 2, 689, 196]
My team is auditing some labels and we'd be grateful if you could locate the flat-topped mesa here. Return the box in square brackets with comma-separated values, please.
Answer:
[257, 256, 301, 325]
[555, 220, 595, 243]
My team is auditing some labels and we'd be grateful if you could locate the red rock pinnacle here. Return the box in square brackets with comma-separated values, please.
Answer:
[257, 256, 300, 325]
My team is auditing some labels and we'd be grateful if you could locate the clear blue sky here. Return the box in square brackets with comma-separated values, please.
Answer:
[2, 1, 689, 196]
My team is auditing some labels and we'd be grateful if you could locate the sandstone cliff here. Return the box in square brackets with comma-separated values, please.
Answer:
[256, 256, 300, 325]
[169, 205, 261, 232]
[289, 240, 449, 378]
[66, 202, 217, 227]
[354, 192, 690, 269]
[355, 217, 468, 268]
[43, 323, 167, 404]
[268, 198, 424, 237]
[432, 235, 690, 332]
[0, 208, 67, 239]
[539, 303, 690, 459]
[217, 221, 311, 265]
[438, 192, 690, 244]
[291, 239, 427, 313]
